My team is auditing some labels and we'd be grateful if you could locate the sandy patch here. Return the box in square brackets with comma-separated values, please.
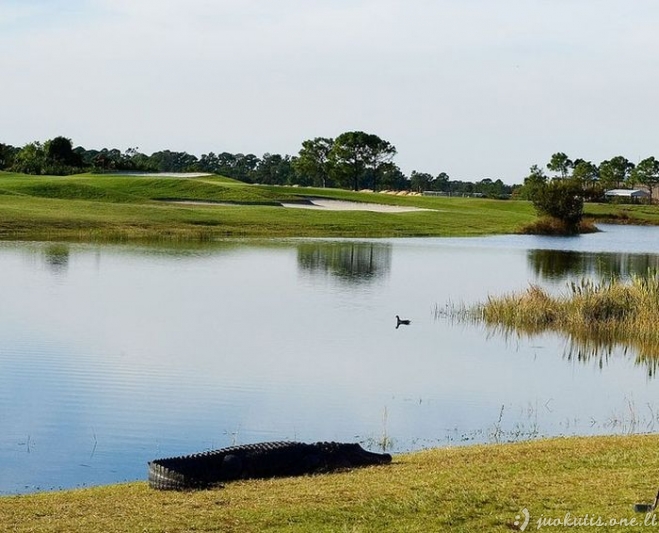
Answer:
[281, 199, 431, 213]
[162, 197, 432, 212]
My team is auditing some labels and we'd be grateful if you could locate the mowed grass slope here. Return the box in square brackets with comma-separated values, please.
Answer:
[0, 173, 293, 205]
[2, 435, 659, 532]
[0, 172, 537, 240]
[1, 171, 658, 240]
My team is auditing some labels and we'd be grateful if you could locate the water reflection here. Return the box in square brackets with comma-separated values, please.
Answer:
[562, 334, 659, 378]
[529, 249, 659, 281]
[43, 244, 70, 274]
[297, 241, 391, 284]
[481, 309, 659, 378]
[4, 228, 659, 495]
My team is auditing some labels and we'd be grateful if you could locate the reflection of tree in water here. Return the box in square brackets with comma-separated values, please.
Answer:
[528, 250, 659, 281]
[562, 333, 659, 378]
[297, 242, 391, 284]
[523, 250, 659, 375]
[43, 244, 70, 274]
[452, 255, 659, 377]
[484, 323, 659, 379]
[565, 334, 659, 377]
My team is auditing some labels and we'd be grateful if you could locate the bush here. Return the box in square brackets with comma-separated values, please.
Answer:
[519, 217, 597, 236]
[531, 179, 584, 233]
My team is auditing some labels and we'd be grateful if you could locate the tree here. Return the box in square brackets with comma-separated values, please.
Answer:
[329, 131, 396, 191]
[114, 147, 155, 172]
[632, 156, 659, 198]
[45, 136, 82, 168]
[75, 147, 99, 167]
[571, 160, 599, 189]
[447, 180, 475, 195]
[532, 179, 584, 233]
[194, 151, 237, 177]
[12, 142, 46, 174]
[292, 137, 334, 188]
[149, 150, 198, 173]
[378, 163, 408, 191]
[232, 153, 260, 183]
[91, 148, 122, 172]
[254, 153, 294, 185]
[547, 152, 573, 179]
[519, 164, 547, 200]
[196, 152, 220, 173]
[0, 143, 17, 170]
[10, 137, 84, 175]
[433, 172, 450, 192]
[478, 178, 506, 198]
[410, 171, 433, 192]
[599, 156, 634, 190]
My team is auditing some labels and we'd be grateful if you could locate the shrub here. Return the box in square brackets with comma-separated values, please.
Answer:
[519, 216, 597, 236]
[531, 179, 584, 234]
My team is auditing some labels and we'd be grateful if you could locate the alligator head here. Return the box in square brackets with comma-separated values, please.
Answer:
[319, 442, 392, 468]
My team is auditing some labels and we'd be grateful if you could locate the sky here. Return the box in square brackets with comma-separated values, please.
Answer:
[2, 0, 659, 184]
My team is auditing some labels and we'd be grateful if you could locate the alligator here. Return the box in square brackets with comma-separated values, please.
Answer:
[148, 441, 392, 490]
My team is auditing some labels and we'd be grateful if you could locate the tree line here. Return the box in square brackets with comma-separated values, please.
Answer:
[520, 152, 659, 199]
[518, 151, 659, 235]
[0, 133, 515, 198]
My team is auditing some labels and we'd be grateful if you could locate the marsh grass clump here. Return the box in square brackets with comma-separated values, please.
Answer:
[481, 284, 559, 333]
[519, 216, 598, 235]
[473, 274, 659, 370]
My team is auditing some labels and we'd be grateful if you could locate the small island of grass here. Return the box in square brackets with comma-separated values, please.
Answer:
[469, 274, 659, 375]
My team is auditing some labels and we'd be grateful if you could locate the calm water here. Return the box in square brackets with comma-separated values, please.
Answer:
[2, 224, 659, 495]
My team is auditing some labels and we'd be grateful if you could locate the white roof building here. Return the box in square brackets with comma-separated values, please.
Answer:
[604, 189, 651, 198]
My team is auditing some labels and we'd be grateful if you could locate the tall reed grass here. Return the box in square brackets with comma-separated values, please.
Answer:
[469, 273, 659, 375]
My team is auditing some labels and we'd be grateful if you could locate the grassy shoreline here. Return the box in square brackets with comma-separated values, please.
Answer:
[3, 435, 659, 532]
[1, 171, 657, 241]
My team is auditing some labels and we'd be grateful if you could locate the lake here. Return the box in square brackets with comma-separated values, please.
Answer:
[2, 224, 659, 495]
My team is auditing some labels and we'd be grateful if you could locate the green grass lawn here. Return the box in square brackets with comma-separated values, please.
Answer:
[0, 171, 656, 241]
[2, 435, 658, 532]
[0, 171, 534, 240]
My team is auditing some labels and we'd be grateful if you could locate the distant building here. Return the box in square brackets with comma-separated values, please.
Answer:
[604, 189, 651, 200]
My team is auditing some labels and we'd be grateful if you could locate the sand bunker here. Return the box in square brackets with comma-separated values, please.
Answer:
[281, 199, 431, 213]
[163, 197, 432, 212]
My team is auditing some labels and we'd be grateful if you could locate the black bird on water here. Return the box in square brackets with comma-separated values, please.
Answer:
[396, 315, 411, 329]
